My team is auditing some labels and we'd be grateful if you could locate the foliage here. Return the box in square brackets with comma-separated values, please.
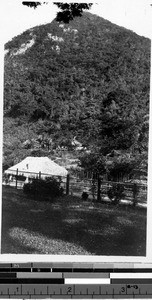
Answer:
[22, 2, 93, 23]
[54, 3, 93, 23]
[16, 175, 26, 181]
[3, 13, 150, 178]
[107, 183, 125, 204]
[81, 191, 89, 200]
[79, 151, 106, 174]
[106, 152, 145, 181]
[23, 177, 63, 200]
[22, 2, 42, 9]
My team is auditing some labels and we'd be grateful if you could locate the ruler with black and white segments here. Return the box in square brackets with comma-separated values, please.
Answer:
[0, 262, 152, 298]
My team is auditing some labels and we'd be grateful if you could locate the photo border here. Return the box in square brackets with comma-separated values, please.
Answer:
[0, 0, 151, 263]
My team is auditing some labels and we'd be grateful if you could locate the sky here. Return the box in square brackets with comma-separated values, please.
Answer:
[1, 0, 152, 45]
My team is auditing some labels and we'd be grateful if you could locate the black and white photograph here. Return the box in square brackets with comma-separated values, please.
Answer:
[1, 0, 151, 256]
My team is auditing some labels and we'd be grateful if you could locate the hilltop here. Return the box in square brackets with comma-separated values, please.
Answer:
[3, 12, 150, 172]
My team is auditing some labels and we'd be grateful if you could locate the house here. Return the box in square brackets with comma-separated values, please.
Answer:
[5, 156, 68, 182]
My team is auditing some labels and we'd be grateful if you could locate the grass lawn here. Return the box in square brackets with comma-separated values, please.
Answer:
[2, 186, 147, 256]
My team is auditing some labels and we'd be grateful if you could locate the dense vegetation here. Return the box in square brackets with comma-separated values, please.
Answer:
[3, 12, 150, 179]
[23, 177, 63, 200]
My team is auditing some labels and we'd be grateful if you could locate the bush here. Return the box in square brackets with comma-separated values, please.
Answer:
[82, 191, 89, 201]
[23, 177, 64, 200]
[107, 183, 125, 205]
[16, 175, 26, 181]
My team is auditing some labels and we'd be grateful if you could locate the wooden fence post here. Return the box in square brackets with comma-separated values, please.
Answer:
[133, 183, 138, 207]
[91, 178, 96, 201]
[16, 168, 18, 189]
[97, 175, 101, 202]
[66, 174, 70, 195]
[39, 171, 41, 179]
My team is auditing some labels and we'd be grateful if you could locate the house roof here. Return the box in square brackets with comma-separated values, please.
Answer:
[5, 156, 68, 177]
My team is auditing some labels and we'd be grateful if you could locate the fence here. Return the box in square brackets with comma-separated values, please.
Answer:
[3, 169, 147, 206]
[69, 175, 147, 206]
[3, 169, 68, 192]
[69, 169, 136, 182]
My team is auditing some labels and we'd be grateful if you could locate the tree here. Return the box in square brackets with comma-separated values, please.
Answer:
[22, 2, 43, 9]
[4, 5, 150, 180]
[22, 2, 93, 23]
[79, 150, 106, 175]
[54, 3, 93, 23]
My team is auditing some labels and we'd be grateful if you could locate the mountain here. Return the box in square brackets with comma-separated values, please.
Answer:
[3, 12, 150, 171]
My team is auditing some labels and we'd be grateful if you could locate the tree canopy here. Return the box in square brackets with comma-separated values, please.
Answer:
[3, 11, 150, 180]
[22, 2, 93, 23]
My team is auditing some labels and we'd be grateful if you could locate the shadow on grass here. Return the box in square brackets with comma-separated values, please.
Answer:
[1, 186, 147, 256]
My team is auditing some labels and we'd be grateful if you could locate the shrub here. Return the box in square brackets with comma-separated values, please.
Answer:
[23, 177, 64, 200]
[107, 183, 125, 205]
[16, 174, 26, 181]
[82, 191, 89, 201]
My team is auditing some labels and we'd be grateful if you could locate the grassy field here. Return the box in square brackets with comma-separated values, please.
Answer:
[2, 186, 147, 256]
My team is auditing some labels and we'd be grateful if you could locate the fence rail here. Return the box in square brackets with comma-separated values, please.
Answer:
[3, 169, 147, 207]
[69, 177, 147, 205]
[3, 169, 68, 191]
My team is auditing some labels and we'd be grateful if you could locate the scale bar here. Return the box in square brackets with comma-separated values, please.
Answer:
[0, 279, 64, 284]
[111, 279, 152, 284]
[17, 273, 62, 278]
[65, 278, 110, 284]
[64, 273, 110, 278]
[110, 273, 152, 279]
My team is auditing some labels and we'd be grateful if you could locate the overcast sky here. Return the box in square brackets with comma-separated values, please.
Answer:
[1, 0, 152, 45]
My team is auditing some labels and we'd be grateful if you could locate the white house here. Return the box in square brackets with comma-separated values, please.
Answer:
[5, 156, 68, 180]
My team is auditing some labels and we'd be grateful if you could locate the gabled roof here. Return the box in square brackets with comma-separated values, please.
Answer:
[5, 156, 68, 177]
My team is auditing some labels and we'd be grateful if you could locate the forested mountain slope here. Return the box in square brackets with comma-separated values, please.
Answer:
[3, 12, 150, 172]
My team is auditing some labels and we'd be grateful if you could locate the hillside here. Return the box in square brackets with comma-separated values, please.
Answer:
[3, 12, 150, 172]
